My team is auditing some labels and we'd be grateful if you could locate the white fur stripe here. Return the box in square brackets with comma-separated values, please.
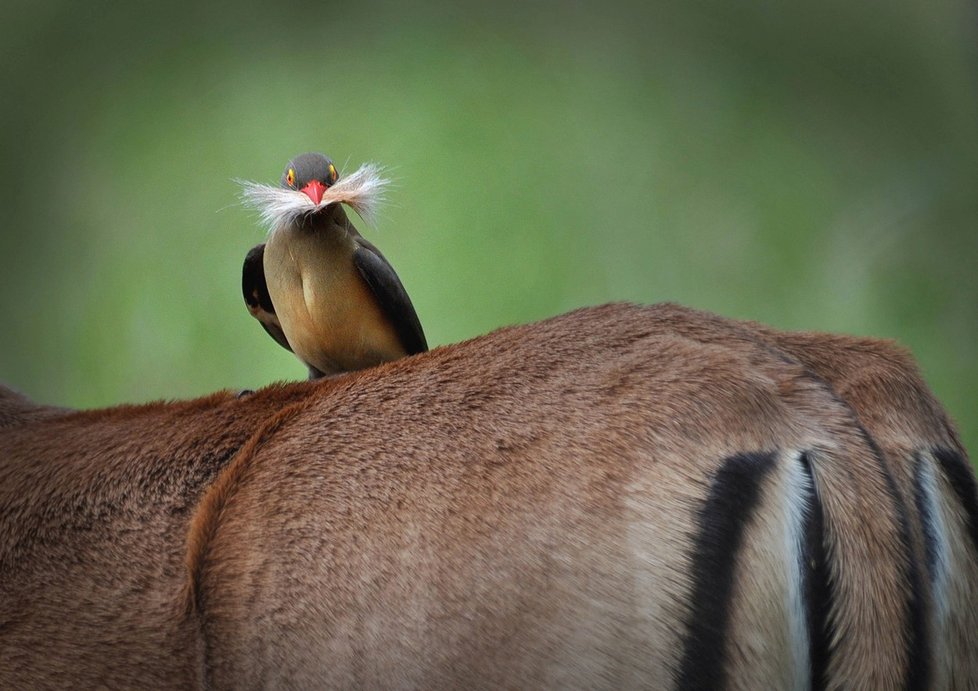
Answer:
[918, 453, 952, 636]
[783, 452, 813, 691]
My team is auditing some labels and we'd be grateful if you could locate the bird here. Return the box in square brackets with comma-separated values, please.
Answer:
[240, 152, 427, 379]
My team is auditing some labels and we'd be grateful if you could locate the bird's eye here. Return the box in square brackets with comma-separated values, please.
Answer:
[286, 168, 296, 187]
[328, 164, 337, 183]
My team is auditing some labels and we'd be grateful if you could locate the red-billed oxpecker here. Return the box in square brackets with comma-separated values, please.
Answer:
[241, 152, 427, 379]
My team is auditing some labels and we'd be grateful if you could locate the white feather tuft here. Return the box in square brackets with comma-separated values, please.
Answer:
[238, 162, 390, 232]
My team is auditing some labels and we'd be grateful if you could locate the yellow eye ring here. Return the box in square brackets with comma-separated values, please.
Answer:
[328, 163, 337, 183]
[286, 168, 296, 187]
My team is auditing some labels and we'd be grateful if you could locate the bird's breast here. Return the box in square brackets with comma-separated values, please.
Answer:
[263, 224, 406, 374]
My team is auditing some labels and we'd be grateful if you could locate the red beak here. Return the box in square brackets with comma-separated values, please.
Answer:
[300, 180, 327, 205]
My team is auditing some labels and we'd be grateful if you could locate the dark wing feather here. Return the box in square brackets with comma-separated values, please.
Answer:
[242, 243, 293, 353]
[352, 239, 428, 355]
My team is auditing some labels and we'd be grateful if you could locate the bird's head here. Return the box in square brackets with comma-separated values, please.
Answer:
[280, 152, 339, 205]
[240, 151, 389, 232]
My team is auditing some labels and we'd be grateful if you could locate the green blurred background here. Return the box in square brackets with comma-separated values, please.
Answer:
[1, 0, 975, 458]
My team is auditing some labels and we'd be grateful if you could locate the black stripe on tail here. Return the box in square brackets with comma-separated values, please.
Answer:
[933, 448, 978, 556]
[677, 451, 777, 690]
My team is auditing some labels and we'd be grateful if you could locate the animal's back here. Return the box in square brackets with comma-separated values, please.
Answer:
[2, 304, 975, 689]
[190, 304, 975, 689]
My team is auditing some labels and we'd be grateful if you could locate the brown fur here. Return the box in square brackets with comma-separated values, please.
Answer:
[0, 382, 314, 688]
[1, 303, 975, 689]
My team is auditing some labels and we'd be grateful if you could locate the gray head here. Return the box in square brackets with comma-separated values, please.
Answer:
[281, 152, 340, 204]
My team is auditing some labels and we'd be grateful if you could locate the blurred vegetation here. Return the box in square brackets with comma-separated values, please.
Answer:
[0, 0, 975, 459]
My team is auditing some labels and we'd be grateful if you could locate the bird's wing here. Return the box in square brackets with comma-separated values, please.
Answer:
[352, 238, 429, 355]
[242, 243, 293, 353]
